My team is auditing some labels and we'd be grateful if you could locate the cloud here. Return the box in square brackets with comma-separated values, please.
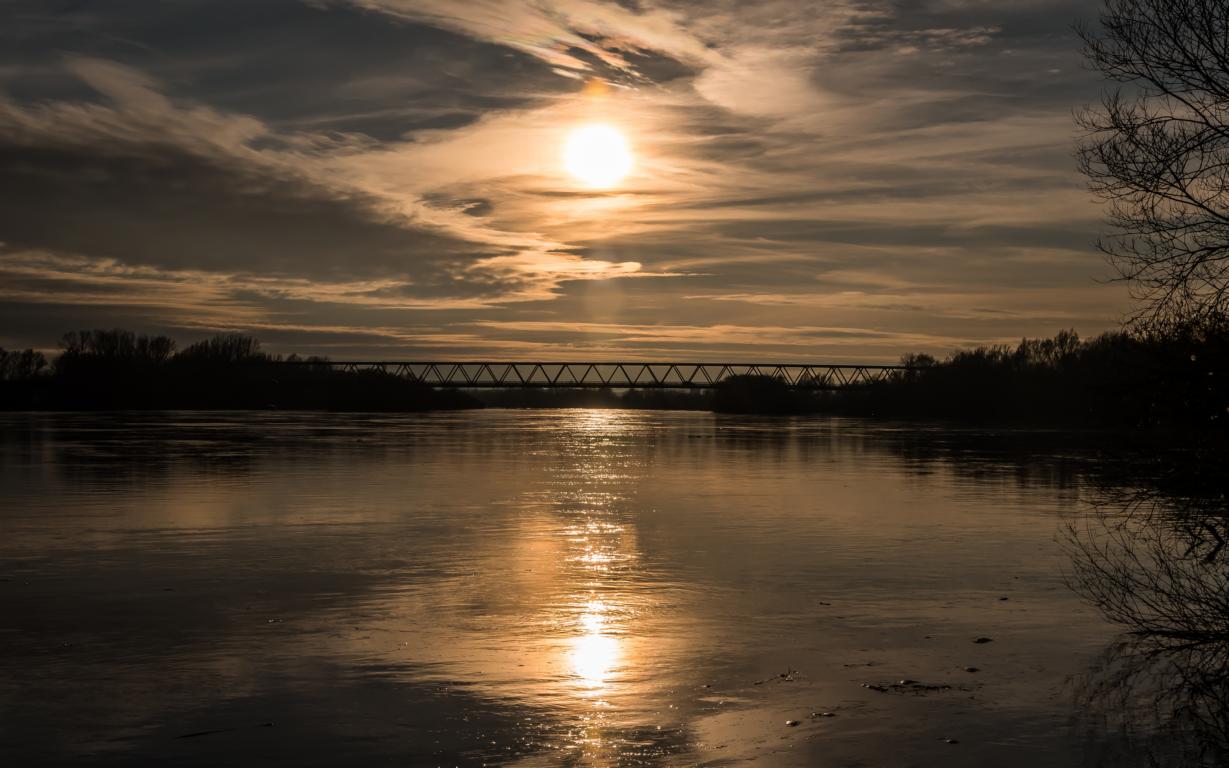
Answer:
[0, 54, 651, 321]
[466, 318, 993, 360]
[0, 0, 1128, 359]
[332, 0, 714, 75]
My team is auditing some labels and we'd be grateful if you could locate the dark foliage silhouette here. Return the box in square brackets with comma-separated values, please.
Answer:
[0, 347, 49, 407]
[0, 329, 478, 412]
[477, 387, 623, 409]
[832, 326, 1227, 440]
[711, 374, 800, 414]
[476, 386, 714, 410]
[5, 326, 1225, 431]
[467, 327, 1226, 431]
[176, 333, 263, 364]
[0, 347, 47, 381]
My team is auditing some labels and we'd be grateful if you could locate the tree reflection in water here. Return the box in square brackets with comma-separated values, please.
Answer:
[1066, 457, 1229, 767]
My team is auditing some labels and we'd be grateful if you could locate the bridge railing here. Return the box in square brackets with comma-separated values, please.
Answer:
[280, 361, 915, 389]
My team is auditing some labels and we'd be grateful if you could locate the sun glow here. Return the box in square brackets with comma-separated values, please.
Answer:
[569, 600, 620, 690]
[564, 124, 633, 188]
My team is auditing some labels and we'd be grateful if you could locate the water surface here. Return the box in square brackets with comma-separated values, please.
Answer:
[0, 410, 1126, 766]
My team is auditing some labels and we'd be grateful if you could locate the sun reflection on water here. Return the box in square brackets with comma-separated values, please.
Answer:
[570, 599, 621, 692]
[524, 410, 659, 760]
[559, 412, 633, 698]
[570, 632, 620, 690]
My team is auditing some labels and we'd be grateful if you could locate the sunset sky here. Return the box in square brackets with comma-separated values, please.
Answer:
[0, 0, 1122, 361]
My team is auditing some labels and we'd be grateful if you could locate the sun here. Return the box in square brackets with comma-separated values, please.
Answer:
[564, 124, 633, 188]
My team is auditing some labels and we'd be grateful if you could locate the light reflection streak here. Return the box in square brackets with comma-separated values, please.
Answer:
[570, 599, 621, 692]
[556, 411, 637, 764]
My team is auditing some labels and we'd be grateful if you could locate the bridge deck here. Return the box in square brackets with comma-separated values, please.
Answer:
[284, 361, 911, 389]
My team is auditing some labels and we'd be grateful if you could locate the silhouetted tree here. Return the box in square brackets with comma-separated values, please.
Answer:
[55, 329, 176, 377]
[0, 328, 481, 411]
[1014, 328, 1082, 367]
[176, 333, 265, 364]
[829, 327, 1228, 435]
[57, 329, 176, 364]
[0, 348, 47, 380]
[1077, 0, 1229, 326]
[900, 352, 937, 368]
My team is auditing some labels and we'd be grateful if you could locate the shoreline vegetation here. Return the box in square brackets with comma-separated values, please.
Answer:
[0, 325, 1225, 443]
[0, 330, 479, 413]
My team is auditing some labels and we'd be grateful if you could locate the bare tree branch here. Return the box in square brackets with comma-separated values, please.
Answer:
[1078, 0, 1229, 326]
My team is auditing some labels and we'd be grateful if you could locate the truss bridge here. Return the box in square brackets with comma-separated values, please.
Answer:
[288, 361, 912, 389]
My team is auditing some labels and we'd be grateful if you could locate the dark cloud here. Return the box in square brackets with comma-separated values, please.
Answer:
[0, 142, 486, 281]
[0, 0, 570, 140]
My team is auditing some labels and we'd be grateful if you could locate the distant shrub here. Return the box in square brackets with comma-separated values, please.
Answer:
[712, 374, 798, 414]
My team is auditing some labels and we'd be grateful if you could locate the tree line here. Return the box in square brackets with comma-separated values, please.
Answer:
[2, 324, 1225, 440]
[0, 329, 478, 411]
[833, 319, 1226, 438]
[712, 320, 1226, 444]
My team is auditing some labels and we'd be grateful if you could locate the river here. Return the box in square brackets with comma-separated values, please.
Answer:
[0, 410, 1201, 766]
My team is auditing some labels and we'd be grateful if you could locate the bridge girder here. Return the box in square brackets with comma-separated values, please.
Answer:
[284, 361, 911, 389]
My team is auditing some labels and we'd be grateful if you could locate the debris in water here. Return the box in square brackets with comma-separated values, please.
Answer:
[863, 680, 953, 694]
[175, 722, 274, 740]
[973, 637, 993, 644]
[785, 720, 800, 727]
[754, 669, 799, 685]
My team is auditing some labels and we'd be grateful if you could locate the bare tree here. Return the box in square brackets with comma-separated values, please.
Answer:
[57, 329, 176, 367]
[176, 333, 265, 364]
[1077, 0, 1229, 326]
[0, 348, 47, 380]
